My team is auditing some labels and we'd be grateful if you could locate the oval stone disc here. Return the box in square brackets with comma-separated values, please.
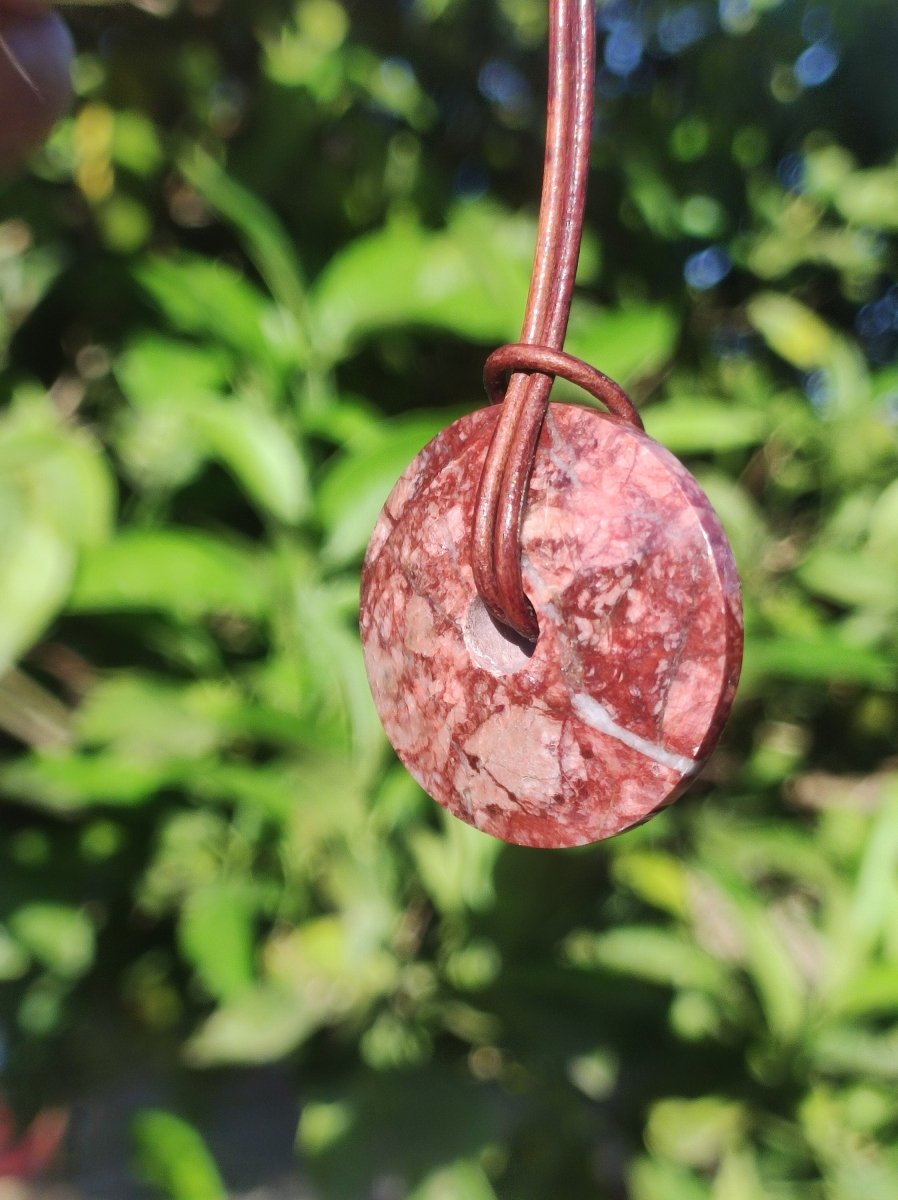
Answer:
[360, 403, 743, 849]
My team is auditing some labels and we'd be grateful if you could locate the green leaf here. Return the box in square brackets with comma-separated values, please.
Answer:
[849, 788, 898, 953]
[178, 882, 257, 1003]
[712, 1151, 770, 1200]
[0, 394, 115, 668]
[111, 109, 164, 176]
[798, 551, 898, 614]
[563, 926, 731, 995]
[264, 915, 399, 1016]
[77, 674, 232, 762]
[117, 336, 309, 518]
[743, 633, 895, 689]
[725, 886, 807, 1043]
[179, 146, 312, 356]
[812, 1027, 898, 1080]
[117, 335, 234, 404]
[693, 474, 770, 580]
[138, 811, 229, 912]
[298, 1101, 354, 1156]
[646, 1097, 746, 1169]
[0, 245, 66, 359]
[133, 1110, 226, 1200]
[288, 567, 385, 772]
[70, 530, 269, 619]
[868, 477, 898, 558]
[611, 852, 690, 919]
[310, 202, 537, 360]
[135, 255, 292, 371]
[186, 912, 398, 1066]
[630, 1158, 712, 1200]
[10, 904, 95, 978]
[193, 399, 309, 524]
[0, 410, 114, 547]
[184, 985, 318, 1066]
[191, 757, 363, 825]
[1, 751, 176, 812]
[0, 523, 74, 674]
[565, 303, 679, 387]
[829, 965, 898, 1020]
[317, 409, 462, 565]
[410, 814, 501, 916]
[409, 1161, 500, 1200]
[0, 926, 30, 981]
[645, 400, 769, 454]
[835, 166, 898, 230]
[747, 293, 834, 370]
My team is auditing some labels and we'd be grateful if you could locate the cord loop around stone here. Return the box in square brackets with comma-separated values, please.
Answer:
[483, 344, 644, 431]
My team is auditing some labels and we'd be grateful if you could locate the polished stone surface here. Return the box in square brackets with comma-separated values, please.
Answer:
[361, 404, 743, 848]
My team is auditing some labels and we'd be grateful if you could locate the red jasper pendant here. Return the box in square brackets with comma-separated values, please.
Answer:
[360, 403, 743, 849]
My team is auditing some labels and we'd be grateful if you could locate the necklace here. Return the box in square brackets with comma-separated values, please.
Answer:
[359, 0, 743, 849]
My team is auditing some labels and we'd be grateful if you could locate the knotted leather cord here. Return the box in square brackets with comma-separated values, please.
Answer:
[472, 0, 639, 641]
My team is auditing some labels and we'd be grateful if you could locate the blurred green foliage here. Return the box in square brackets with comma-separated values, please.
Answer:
[1, 0, 898, 1196]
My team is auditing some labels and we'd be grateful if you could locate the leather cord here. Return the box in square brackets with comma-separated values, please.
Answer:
[471, 0, 638, 641]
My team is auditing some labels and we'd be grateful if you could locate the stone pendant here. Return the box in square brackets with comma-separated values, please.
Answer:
[360, 403, 743, 849]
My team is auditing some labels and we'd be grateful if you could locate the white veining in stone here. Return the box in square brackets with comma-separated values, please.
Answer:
[570, 692, 698, 774]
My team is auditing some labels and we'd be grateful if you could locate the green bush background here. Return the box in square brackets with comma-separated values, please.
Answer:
[2, 0, 897, 1195]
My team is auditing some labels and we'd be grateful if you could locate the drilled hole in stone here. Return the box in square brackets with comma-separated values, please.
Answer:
[463, 597, 536, 676]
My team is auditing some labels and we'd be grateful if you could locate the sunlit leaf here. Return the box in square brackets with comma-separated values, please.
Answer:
[116, 335, 309, 517]
[0, 523, 73, 674]
[178, 882, 257, 1003]
[743, 634, 895, 689]
[70, 530, 269, 619]
[10, 904, 95, 979]
[133, 1110, 226, 1200]
[646, 1097, 746, 1169]
[721, 883, 807, 1043]
[136, 255, 294, 371]
[0, 925, 29, 981]
[611, 852, 690, 919]
[179, 146, 312, 356]
[2, 751, 176, 812]
[310, 203, 537, 359]
[287, 565, 385, 772]
[410, 813, 501, 915]
[629, 1157, 712, 1200]
[645, 400, 769, 454]
[799, 551, 898, 614]
[117, 335, 233, 403]
[835, 166, 898, 230]
[184, 985, 318, 1066]
[747, 293, 834, 370]
[77, 674, 232, 762]
[409, 1161, 499, 1200]
[563, 926, 731, 995]
[812, 1027, 898, 1080]
[194, 399, 310, 523]
[848, 789, 898, 954]
[0, 394, 115, 668]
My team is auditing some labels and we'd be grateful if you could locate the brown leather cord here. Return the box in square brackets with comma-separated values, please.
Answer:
[472, 0, 637, 641]
[470, 1, 577, 642]
[483, 344, 644, 430]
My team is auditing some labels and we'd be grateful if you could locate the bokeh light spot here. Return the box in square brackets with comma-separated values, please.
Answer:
[604, 22, 645, 76]
[684, 245, 732, 290]
[794, 42, 840, 88]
